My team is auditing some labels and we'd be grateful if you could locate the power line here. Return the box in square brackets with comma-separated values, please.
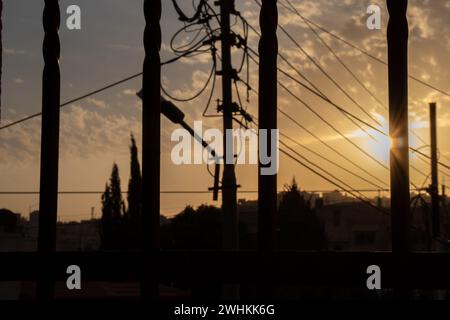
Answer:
[247, 47, 430, 188]
[279, 140, 378, 204]
[281, 0, 450, 99]
[236, 110, 389, 206]
[247, 1, 449, 246]
[1, 25, 448, 178]
[238, 111, 449, 245]
[209, 3, 444, 225]
[0, 53, 191, 131]
[279, 72, 389, 171]
[0, 190, 255, 195]
[249, 113, 387, 189]
[245, 23, 450, 173]
[253, 121, 450, 246]
[244, 14, 446, 180]
[281, 0, 386, 110]
[278, 145, 388, 212]
[0, 73, 142, 131]
[0, 189, 407, 195]
[280, 132, 385, 190]
[279, 75, 428, 185]
[252, 0, 382, 128]
[245, 44, 445, 180]
[0, 2, 446, 187]
[276, 0, 450, 174]
[244, 26, 398, 175]
[281, 140, 448, 246]
[244, 73, 390, 187]
[244, 22, 380, 142]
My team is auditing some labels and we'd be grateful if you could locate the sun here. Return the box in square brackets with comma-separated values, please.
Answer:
[361, 113, 421, 164]
[361, 113, 391, 163]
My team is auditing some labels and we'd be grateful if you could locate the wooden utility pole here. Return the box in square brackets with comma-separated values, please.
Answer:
[219, 0, 238, 251]
[37, 0, 61, 300]
[258, 0, 278, 251]
[387, 0, 410, 253]
[429, 102, 440, 245]
[141, 0, 161, 300]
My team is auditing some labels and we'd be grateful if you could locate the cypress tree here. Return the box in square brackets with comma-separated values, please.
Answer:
[127, 134, 142, 223]
[100, 163, 125, 250]
[109, 163, 125, 220]
[126, 134, 143, 249]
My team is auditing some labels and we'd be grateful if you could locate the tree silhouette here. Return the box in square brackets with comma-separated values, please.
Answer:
[100, 163, 125, 250]
[125, 134, 143, 249]
[127, 134, 142, 221]
[0, 208, 18, 233]
[161, 205, 222, 250]
[278, 178, 326, 250]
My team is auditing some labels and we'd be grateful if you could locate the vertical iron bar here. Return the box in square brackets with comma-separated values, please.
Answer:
[37, 0, 61, 300]
[141, 0, 161, 300]
[387, 0, 410, 254]
[258, 0, 278, 251]
[0, 0, 3, 122]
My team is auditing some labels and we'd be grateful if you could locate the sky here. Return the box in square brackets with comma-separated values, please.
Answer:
[1, 0, 450, 221]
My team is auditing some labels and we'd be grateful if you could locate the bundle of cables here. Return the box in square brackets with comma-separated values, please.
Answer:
[162, 0, 219, 110]
[163, 0, 252, 120]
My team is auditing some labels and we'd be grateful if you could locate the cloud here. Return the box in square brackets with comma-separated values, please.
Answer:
[0, 105, 141, 164]
[4, 48, 27, 56]
[122, 89, 137, 96]
[87, 98, 108, 109]
[13, 78, 24, 84]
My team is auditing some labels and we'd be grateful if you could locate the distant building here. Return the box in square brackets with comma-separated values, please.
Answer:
[28, 210, 39, 239]
[316, 202, 391, 251]
[237, 196, 450, 251]
[322, 190, 357, 205]
[0, 209, 35, 252]
[1, 211, 101, 252]
[56, 219, 101, 251]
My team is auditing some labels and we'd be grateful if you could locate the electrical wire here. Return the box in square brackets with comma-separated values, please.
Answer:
[161, 53, 216, 103]
[278, 0, 450, 175]
[243, 24, 450, 173]
[281, 0, 450, 100]
[244, 22, 380, 142]
[245, 44, 438, 182]
[171, 0, 206, 23]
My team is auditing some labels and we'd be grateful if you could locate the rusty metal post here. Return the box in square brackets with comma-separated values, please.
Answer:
[37, 0, 61, 300]
[141, 0, 161, 300]
[258, 0, 278, 251]
[387, 0, 410, 254]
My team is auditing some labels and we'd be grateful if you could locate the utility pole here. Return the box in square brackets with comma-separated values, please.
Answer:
[387, 0, 410, 254]
[429, 102, 440, 247]
[218, 0, 238, 251]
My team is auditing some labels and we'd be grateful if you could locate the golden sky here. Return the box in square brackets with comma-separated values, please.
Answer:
[1, 0, 450, 221]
